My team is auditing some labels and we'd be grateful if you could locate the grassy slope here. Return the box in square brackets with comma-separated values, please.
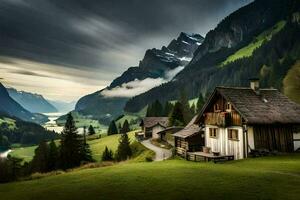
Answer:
[0, 117, 16, 130]
[221, 20, 286, 66]
[170, 98, 198, 106]
[283, 60, 300, 104]
[9, 132, 137, 162]
[56, 111, 108, 133]
[0, 154, 299, 200]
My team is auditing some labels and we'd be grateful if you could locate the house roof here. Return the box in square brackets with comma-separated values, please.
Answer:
[173, 124, 201, 138]
[173, 115, 202, 138]
[197, 86, 300, 125]
[142, 117, 169, 128]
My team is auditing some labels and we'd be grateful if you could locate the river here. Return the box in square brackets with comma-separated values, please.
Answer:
[43, 112, 65, 133]
[43, 112, 84, 134]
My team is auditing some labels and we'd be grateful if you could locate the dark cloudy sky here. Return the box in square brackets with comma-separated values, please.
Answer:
[0, 0, 252, 101]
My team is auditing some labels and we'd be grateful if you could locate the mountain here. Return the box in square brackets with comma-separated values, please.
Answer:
[109, 32, 203, 88]
[0, 113, 59, 148]
[7, 88, 58, 113]
[47, 100, 76, 114]
[75, 32, 204, 124]
[125, 0, 300, 112]
[0, 83, 36, 122]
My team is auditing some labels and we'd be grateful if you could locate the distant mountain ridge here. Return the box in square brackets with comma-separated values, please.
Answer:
[7, 87, 58, 113]
[125, 0, 300, 112]
[75, 32, 204, 124]
[108, 32, 204, 89]
[47, 100, 76, 114]
[0, 83, 35, 122]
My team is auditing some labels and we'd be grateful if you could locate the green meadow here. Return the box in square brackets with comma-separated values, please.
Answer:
[9, 132, 137, 162]
[0, 154, 299, 200]
[221, 20, 286, 66]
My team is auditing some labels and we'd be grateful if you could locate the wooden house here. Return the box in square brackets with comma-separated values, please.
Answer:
[140, 117, 169, 139]
[195, 79, 300, 159]
[173, 116, 205, 156]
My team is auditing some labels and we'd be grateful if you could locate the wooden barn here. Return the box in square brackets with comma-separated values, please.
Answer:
[195, 79, 300, 159]
[173, 116, 205, 156]
[140, 117, 169, 139]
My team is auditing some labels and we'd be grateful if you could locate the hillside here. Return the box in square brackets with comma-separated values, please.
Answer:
[7, 87, 58, 113]
[0, 155, 299, 200]
[9, 132, 137, 162]
[0, 83, 36, 122]
[75, 32, 203, 124]
[125, 0, 300, 112]
[47, 100, 76, 113]
[0, 114, 58, 148]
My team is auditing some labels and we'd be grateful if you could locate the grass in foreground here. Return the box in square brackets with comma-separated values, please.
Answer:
[0, 154, 299, 200]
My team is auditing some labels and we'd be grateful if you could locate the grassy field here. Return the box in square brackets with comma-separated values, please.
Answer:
[221, 20, 286, 66]
[0, 154, 299, 200]
[0, 117, 16, 130]
[56, 111, 108, 133]
[9, 131, 137, 162]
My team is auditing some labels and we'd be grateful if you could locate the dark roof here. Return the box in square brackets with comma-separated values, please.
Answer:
[173, 116, 202, 138]
[197, 86, 300, 125]
[142, 117, 169, 128]
[156, 126, 184, 135]
[173, 124, 201, 138]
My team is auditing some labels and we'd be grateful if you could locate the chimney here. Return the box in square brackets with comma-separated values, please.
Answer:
[249, 78, 260, 92]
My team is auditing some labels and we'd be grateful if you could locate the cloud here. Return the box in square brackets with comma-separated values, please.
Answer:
[102, 66, 185, 98]
[0, 0, 252, 101]
[101, 78, 165, 98]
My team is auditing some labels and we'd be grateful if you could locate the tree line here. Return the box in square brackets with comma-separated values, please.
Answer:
[0, 113, 133, 183]
[145, 90, 205, 126]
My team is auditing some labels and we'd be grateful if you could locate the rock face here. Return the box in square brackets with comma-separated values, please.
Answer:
[109, 32, 203, 89]
[75, 32, 203, 124]
[191, 0, 288, 64]
[7, 88, 58, 113]
[125, 0, 300, 112]
[0, 83, 35, 122]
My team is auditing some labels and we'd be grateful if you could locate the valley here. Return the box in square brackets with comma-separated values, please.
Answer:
[1, 1, 300, 199]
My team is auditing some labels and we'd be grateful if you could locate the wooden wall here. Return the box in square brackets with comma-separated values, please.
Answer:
[253, 125, 294, 152]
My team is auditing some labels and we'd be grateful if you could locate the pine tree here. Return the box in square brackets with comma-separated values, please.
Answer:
[107, 120, 118, 135]
[80, 125, 93, 163]
[152, 100, 163, 116]
[169, 102, 185, 126]
[179, 89, 193, 123]
[146, 103, 153, 117]
[146, 100, 163, 117]
[101, 146, 114, 161]
[164, 101, 174, 117]
[88, 125, 96, 135]
[48, 140, 58, 171]
[116, 133, 132, 161]
[190, 103, 196, 115]
[196, 92, 205, 113]
[31, 141, 49, 173]
[60, 113, 82, 169]
[121, 120, 130, 134]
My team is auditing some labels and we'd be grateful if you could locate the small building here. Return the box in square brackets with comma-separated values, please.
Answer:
[173, 116, 205, 156]
[140, 117, 169, 139]
[195, 79, 300, 159]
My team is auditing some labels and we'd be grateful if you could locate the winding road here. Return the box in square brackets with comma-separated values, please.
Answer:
[141, 139, 172, 161]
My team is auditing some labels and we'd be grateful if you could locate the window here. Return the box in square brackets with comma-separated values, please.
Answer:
[209, 128, 218, 138]
[228, 129, 239, 140]
[214, 104, 220, 112]
[226, 102, 231, 110]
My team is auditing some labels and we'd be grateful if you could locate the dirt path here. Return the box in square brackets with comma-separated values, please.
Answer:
[141, 139, 172, 161]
